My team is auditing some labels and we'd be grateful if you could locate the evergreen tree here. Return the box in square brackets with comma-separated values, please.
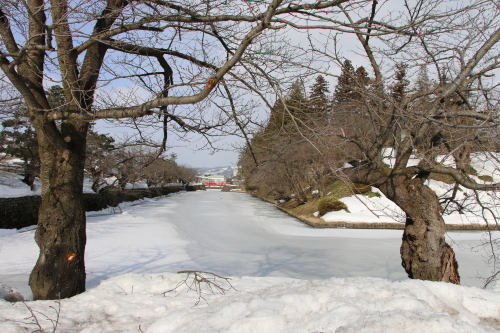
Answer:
[0, 85, 69, 188]
[265, 98, 286, 132]
[333, 59, 356, 105]
[390, 63, 409, 103]
[352, 66, 370, 102]
[415, 65, 432, 94]
[46, 85, 65, 112]
[309, 75, 331, 115]
[285, 79, 309, 120]
[332, 61, 372, 121]
[85, 124, 116, 190]
[355, 66, 370, 87]
[265, 79, 308, 132]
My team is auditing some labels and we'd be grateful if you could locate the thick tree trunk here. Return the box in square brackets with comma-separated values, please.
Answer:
[29, 120, 88, 300]
[344, 165, 460, 284]
[384, 178, 460, 284]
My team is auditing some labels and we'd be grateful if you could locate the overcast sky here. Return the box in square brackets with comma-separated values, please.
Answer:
[172, 145, 240, 168]
[94, 118, 243, 168]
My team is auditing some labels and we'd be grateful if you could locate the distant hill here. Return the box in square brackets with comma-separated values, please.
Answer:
[195, 166, 237, 179]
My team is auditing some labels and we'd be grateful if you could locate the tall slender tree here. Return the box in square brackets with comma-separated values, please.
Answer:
[309, 75, 331, 116]
[333, 59, 356, 105]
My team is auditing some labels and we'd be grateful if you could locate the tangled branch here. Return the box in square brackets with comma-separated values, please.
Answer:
[6, 300, 61, 333]
[162, 270, 236, 306]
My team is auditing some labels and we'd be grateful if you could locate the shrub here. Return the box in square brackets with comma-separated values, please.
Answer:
[462, 164, 478, 176]
[429, 172, 455, 184]
[318, 197, 349, 215]
[363, 190, 381, 198]
[478, 175, 494, 182]
[324, 180, 352, 199]
[350, 183, 371, 194]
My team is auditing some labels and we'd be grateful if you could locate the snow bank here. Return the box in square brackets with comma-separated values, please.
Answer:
[321, 150, 499, 226]
[471, 152, 500, 182]
[83, 178, 96, 193]
[0, 191, 498, 332]
[322, 180, 500, 226]
[0, 173, 150, 195]
[322, 189, 404, 224]
[0, 172, 40, 197]
[125, 181, 149, 189]
[0, 273, 499, 332]
[0, 225, 36, 238]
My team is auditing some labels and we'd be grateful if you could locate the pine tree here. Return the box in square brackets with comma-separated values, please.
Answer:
[415, 65, 432, 94]
[265, 98, 286, 132]
[309, 75, 331, 115]
[285, 79, 308, 120]
[46, 85, 65, 111]
[355, 66, 370, 89]
[390, 63, 409, 103]
[352, 66, 370, 102]
[333, 59, 356, 105]
[265, 79, 308, 132]
[85, 125, 116, 192]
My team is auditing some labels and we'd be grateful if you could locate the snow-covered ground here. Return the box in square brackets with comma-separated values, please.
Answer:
[0, 172, 41, 197]
[0, 171, 96, 195]
[321, 181, 500, 225]
[1, 190, 499, 332]
[2, 273, 500, 333]
[323, 151, 500, 225]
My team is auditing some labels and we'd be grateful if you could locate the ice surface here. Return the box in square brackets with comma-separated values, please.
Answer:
[0, 183, 499, 331]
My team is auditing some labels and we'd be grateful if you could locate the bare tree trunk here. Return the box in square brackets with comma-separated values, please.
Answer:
[29, 120, 88, 300]
[383, 178, 460, 284]
[346, 166, 460, 283]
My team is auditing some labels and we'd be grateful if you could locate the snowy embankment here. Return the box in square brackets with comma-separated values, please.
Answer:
[322, 152, 500, 226]
[1, 273, 500, 332]
[0, 171, 96, 197]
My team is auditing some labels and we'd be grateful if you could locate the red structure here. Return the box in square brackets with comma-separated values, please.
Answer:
[202, 182, 227, 186]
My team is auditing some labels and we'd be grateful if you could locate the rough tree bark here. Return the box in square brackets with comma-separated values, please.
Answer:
[345, 165, 460, 284]
[383, 178, 460, 284]
[29, 119, 89, 300]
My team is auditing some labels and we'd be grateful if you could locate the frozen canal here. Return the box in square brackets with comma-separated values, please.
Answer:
[0, 189, 495, 299]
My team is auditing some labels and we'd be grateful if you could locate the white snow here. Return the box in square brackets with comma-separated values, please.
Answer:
[0, 172, 41, 197]
[2, 273, 499, 333]
[0, 171, 94, 195]
[125, 181, 149, 189]
[0, 170, 499, 331]
[322, 188, 405, 224]
[83, 178, 97, 193]
[323, 151, 500, 226]
[471, 152, 500, 182]
[321, 182, 500, 226]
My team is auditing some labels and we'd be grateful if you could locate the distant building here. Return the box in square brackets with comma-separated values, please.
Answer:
[200, 174, 226, 186]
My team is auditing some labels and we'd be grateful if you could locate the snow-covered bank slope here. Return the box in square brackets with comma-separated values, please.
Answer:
[322, 152, 500, 226]
[1, 273, 499, 332]
[0, 171, 96, 197]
